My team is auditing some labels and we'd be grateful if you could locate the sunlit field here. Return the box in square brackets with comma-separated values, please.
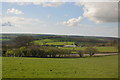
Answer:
[2, 55, 118, 78]
[59, 46, 118, 53]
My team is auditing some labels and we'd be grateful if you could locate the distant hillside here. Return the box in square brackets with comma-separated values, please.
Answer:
[1, 33, 118, 47]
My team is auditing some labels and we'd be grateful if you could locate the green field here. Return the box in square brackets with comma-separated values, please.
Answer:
[33, 39, 75, 46]
[2, 55, 118, 78]
[0, 39, 10, 41]
[46, 42, 74, 45]
[59, 46, 118, 53]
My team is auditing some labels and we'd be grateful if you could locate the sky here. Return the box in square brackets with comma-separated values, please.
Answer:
[0, 1, 119, 37]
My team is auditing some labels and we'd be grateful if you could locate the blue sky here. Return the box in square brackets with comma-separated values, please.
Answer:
[1, 2, 118, 37]
[2, 2, 84, 22]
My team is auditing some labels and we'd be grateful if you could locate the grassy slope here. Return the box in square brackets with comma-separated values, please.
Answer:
[0, 39, 10, 41]
[0, 57, 1, 79]
[2, 55, 118, 78]
[33, 39, 75, 46]
[46, 42, 75, 45]
[59, 47, 118, 53]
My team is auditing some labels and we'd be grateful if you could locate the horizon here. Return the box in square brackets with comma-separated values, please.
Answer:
[1, 32, 118, 38]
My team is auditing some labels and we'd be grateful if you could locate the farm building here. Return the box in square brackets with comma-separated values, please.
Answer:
[64, 45, 76, 47]
[43, 45, 64, 47]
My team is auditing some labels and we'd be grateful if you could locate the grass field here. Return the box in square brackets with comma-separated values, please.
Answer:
[33, 39, 75, 46]
[2, 55, 118, 78]
[0, 39, 10, 41]
[46, 42, 74, 45]
[59, 46, 118, 53]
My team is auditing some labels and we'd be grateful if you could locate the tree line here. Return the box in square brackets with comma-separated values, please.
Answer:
[3, 45, 98, 58]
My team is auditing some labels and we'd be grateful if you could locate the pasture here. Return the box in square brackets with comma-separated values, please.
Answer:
[33, 39, 75, 46]
[2, 55, 118, 78]
[0, 39, 10, 41]
[59, 46, 118, 53]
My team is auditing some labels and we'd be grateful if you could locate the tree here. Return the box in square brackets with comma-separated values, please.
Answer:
[6, 49, 16, 57]
[85, 47, 98, 56]
[13, 36, 33, 47]
[19, 47, 27, 57]
[6, 49, 21, 57]
[77, 50, 84, 58]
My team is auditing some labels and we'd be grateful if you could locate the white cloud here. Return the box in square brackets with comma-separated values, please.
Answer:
[63, 16, 83, 26]
[15, 2, 64, 7]
[1, 16, 42, 27]
[2, 0, 119, 2]
[33, 2, 64, 7]
[7, 8, 24, 15]
[76, 2, 118, 23]
[11, 0, 65, 7]
[1, 16, 50, 33]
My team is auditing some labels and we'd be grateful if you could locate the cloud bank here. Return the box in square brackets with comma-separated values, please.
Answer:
[1, 16, 42, 27]
[63, 2, 118, 27]
[14, 2, 64, 7]
[76, 2, 118, 23]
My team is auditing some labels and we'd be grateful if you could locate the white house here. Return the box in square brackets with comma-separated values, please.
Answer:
[64, 45, 76, 47]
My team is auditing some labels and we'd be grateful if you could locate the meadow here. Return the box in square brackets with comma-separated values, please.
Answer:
[59, 46, 118, 53]
[0, 39, 10, 41]
[33, 39, 75, 45]
[2, 55, 118, 78]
